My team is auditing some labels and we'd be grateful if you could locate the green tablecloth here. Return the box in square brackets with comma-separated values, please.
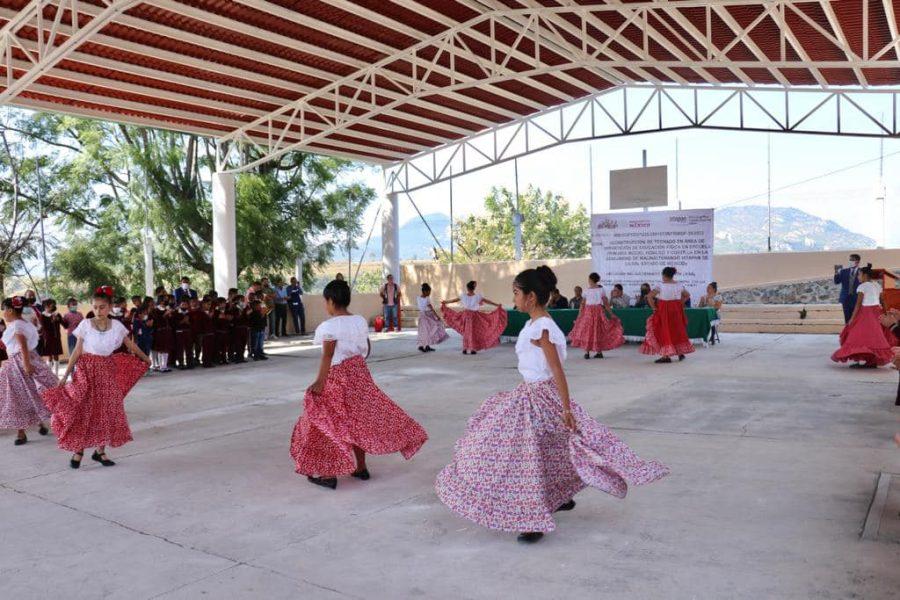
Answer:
[502, 307, 717, 341]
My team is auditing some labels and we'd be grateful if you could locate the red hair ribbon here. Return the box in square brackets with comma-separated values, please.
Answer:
[95, 285, 115, 298]
[10, 296, 23, 308]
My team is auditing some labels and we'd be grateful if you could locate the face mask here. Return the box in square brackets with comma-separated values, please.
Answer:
[849, 261, 859, 268]
[181, 283, 189, 290]
[68, 306, 78, 313]
[112, 307, 123, 316]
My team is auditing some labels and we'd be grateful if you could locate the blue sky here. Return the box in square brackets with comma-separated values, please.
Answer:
[353, 126, 899, 250]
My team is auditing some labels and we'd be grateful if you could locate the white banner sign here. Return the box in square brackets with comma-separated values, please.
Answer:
[591, 209, 714, 302]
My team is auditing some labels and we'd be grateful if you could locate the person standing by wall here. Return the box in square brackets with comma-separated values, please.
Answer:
[260, 277, 277, 340]
[273, 277, 289, 338]
[287, 276, 306, 336]
[834, 253, 862, 324]
[61, 298, 83, 357]
[380, 274, 401, 333]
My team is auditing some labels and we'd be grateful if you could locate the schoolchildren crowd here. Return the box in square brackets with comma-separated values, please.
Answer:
[0, 275, 308, 374]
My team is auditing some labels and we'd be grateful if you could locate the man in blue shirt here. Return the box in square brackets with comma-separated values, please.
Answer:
[286, 276, 306, 335]
[272, 277, 289, 338]
[174, 277, 198, 305]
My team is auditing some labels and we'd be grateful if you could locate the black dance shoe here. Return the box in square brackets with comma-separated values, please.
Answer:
[14, 434, 27, 446]
[655, 357, 672, 364]
[555, 500, 576, 512]
[594, 352, 604, 359]
[351, 468, 371, 480]
[517, 532, 544, 544]
[418, 346, 426, 353]
[307, 476, 337, 489]
[462, 350, 468, 355]
[425, 346, 435, 352]
[70, 451, 84, 469]
[470, 351, 477, 355]
[38, 424, 49, 436]
[91, 451, 116, 467]
[584, 352, 590, 360]
[678, 354, 686, 361]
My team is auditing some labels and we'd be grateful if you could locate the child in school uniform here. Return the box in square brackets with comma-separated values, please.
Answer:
[38, 298, 64, 374]
[290, 279, 428, 489]
[151, 300, 173, 372]
[171, 300, 194, 370]
[61, 298, 83, 357]
[248, 301, 268, 361]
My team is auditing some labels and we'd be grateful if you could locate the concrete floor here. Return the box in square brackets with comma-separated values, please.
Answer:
[1, 332, 899, 600]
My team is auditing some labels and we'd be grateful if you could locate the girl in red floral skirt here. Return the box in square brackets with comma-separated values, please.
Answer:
[568, 272, 625, 359]
[831, 265, 894, 368]
[441, 280, 507, 355]
[291, 279, 428, 489]
[42, 288, 151, 469]
[640, 267, 695, 364]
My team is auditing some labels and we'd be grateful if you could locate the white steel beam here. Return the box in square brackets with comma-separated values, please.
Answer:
[148, 0, 552, 119]
[218, 3, 900, 172]
[0, 5, 499, 139]
[0, 0, 138, 104]
[384, 84, 900, 194]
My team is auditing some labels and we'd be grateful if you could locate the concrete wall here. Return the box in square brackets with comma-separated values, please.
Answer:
[302, 292, 384, 330]
[400, 248, 900, 306]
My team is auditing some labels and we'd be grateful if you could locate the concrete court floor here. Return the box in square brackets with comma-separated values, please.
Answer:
[1, 331, 899, 600]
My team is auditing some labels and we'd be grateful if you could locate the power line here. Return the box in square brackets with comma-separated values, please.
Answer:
[717, 148, 900, 210]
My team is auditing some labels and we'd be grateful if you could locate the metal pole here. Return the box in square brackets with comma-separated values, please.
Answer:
[35, 159, 50, 291]
[449, 166, 454, 263]
[880, 135, 885, 249]
[676, 138, 681, 211]
[513, 158, 522, 260]
[767, 134, 772, 252]
[588, 145, 594, 216]
[642, 149, 649, 213]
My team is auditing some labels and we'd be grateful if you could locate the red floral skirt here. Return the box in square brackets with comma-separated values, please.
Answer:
[441, 306, 508, 351]
[290, 355, 428, 477]
[831, 305, 894, 366]
[640, 300, 695, 357]
[568, 304, 625, 352]
[42, 353, 148, 451]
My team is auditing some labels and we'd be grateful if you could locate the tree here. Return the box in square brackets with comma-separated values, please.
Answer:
[12, 112, 375, 295]
[0, 111, 96, 294]
[446, 185, 590, 262]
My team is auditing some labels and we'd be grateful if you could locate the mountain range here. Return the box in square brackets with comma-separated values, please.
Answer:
[713, 206, 875, 253]
[335, 206, 874, 261]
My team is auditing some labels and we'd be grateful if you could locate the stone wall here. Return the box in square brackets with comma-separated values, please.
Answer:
[719, 268, 899, 304]
[719, 278, 839, 304]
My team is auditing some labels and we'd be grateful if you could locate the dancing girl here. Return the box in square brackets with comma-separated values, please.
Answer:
[436, 266, 669, 543]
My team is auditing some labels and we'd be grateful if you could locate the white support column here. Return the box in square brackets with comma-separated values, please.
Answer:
[142, 227, 154, 297]
[212, 172, 238, 294]
[382, 192, 400, 282]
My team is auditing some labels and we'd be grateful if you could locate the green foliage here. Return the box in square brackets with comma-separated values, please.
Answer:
[5, 110, 376, 297]
[447, 185, 590, 262]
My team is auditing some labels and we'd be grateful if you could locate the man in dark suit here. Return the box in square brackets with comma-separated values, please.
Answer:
[833, 253, 861, 323]
[174, 276, 199, 305]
